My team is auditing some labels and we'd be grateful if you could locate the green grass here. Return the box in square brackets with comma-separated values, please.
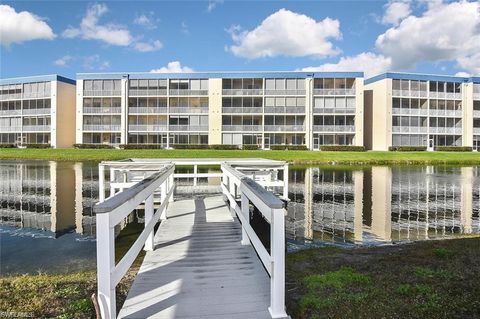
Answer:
[2, 148, 480, 164]
[286, 237, 480, 319]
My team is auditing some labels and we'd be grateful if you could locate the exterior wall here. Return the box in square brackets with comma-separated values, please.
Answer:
[365, 79, 391, 150]
[363, 90, 373, 150]
[354, 77, 364, 146]
[304, 78, 313, 149]
[75, 79, 84, 144]
[55, 81, 76, 148]
[463, 82, 474, 147]
[208, 78, 222, 145]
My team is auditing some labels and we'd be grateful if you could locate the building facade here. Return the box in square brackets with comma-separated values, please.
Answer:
[0, 75, 76, 148]
[364, 73, 479, 151]
[75, 72, 364, 149]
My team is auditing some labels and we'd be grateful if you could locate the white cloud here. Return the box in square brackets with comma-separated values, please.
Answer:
[133, 40, 163, 52]
[227, 8, 341, 59]
[457, 52, 480, 76]
[54, 55, 73, 67]
[381, 1, 411, 25]
[300, 52, 392, 78]
[133, 12, 157, 29]
[63, 3, 132, 46]
[0, 5, 56, 46]
[207, 0, 223, 13]
[83, 54, 110, 70]
[181, 21, 189, 34]
[150, 61, 194, 73]
[375, 0, 480, 71]
[455, 71, 471, 77]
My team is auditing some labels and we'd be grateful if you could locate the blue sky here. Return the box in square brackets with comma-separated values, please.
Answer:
[1, 1, 479, 79]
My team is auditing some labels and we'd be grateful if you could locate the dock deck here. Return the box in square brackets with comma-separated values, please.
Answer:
[118, 195, 271, 319]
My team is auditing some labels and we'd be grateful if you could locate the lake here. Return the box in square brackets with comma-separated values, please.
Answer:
[1, 160, 479, 274]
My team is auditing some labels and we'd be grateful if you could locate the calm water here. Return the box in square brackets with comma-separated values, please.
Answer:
[1, 161, 479, 274]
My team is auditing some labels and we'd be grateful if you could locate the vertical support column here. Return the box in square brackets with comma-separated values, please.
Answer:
[160, 180, 168, 220]
[463, 82, 474, 147]
[208, 78, 223, 145]
[305, 77, 313, 150]
[96, 213, 116, 319]
[193, 164, 198, 186]
[169, 172, 174, 202]
[228, 176, 236, 218]
[110, 167, 115, 197]
[99, 164, 105, 202]
[269, 207, 288, 319]
[120, 77, 128, 145]
[240, 193, 251, 245]
[283, 164, 289, 200]
[355, 77, 364, 147]
[75, 79, 84, 144]
[144, 194, 155, 251]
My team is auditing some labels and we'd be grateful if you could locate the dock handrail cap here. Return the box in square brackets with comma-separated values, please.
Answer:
[241, 177, 284, 209]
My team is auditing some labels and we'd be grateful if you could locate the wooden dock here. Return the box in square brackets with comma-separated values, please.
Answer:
[118, 195, 271, 319]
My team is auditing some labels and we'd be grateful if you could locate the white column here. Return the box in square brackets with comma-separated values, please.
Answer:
[160, 180, 167, 220]
[144, 194, 155, 251]
[99, 164, 105, 202]
[193, 164, 198, 186]
[168, 172, 174, 202]
[240, 193, 251, 245]
[96, 213, 116, 319]
[283, 164, 289, 200]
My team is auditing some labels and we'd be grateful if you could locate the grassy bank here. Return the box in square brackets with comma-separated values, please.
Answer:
[286, 237, 480, 319]
[2, 148, 480, 165]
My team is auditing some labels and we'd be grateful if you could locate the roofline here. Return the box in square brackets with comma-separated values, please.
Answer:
[0, 74, 76, 86]
[469, 77, 480, 83]
[365, 72, 469, 85]
[76, 71, 364, 80]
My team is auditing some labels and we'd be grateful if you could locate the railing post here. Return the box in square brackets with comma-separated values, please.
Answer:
[96, 213, 116, 319]
[283, 164, 289, 200]
[193, 164, 198, 186]
[110, 167, 115, 198]
[269, 207, 288, 319]
[240, 192, 251, 245]
[160, 180, 167, 220]
[144, 193, 155, 251]
[99, 164, 105, 202]
[169, 172, 174, 202]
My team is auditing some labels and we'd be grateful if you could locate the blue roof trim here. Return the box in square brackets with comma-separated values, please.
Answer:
[365, 72, 469, 85]
[0, 75, 75, 86]
[469, 77, 480, 83]
[77, 71, 364, 80]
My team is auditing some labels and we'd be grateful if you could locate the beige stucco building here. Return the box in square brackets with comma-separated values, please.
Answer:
[0, 75, 76, 148]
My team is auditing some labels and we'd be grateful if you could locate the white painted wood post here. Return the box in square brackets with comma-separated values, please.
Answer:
[269, 207, 288, 319]
[110, 167, 115, 198]
[99, 164, 105, 202]
[160, 180, 167, 220]
[283, 164, 289, 200]
[168, 173, 174, 202]
[96, 213, 116, 319]
[193, 164, 198, 186]
[240, 192, 251, 245]
[144, 194, 154, 251]
[228, 176, 236, 217]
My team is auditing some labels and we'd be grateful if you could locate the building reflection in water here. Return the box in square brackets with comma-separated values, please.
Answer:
[287, 166, 480, 247]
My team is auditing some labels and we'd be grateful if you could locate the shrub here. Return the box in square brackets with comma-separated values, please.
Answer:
[435, 146, 472, 152]
[242, 145, 259, 150]
[120, 144, 164, 149]
[270, 144, 308, 151]
[23, 143, 51, 149]
[208, 144, 239, 150]
[389, 146, 427, 152]
[73, 143, 114, 149]
[320, 145, 366, 152]
[171, 144, 209, 149]
[0, 144, 16, 148]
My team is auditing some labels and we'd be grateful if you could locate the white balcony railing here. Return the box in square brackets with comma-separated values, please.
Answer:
[222, 125, 262, 132]
[264, 125, 305, 132]
[0, 93, 23, 101]
[392, 90, 428, 98]
[264, 106, 306, 114]
[312, 125, 355, 132]
[0, 126, 21, 132]
[392, 108, 428, 116]
[83, 90, 122, 97]
[83, 107, 122, 114]
[428, 110, 462, 117]
[473, 127, 480, 134]
[392, 126, 428, 133]
[313, 107, 356, 114]
[22, 125, 51, 132]
[221, 107, 262, 114]
[83, 124, 122, 131]
[222, 89, 263, 96]
[473, 93, 480, 100]
[169, 107, 208, 113]
[428, 92, 462, 100]
[128, 107, 167, 114]
[429, 127, 462, 134]
[169, 89, 208, 96]
[129, 89, 167, 96]
[0, 109, 21, 116]
[22, 108, 51, 115]
[168, 125, 208, 131]
[128, 125, 167, 132]
[473, 110, 480, 118]
[313, 88, 356, 96]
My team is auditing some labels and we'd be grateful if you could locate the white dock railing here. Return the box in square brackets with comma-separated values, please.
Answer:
[221, 163, 288, 319]
[94, 164, 175, 319]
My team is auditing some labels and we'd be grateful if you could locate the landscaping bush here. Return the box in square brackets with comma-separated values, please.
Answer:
[389, 146, 427, 152]
[0, 144, 16, 148]
[171, 144, 209, 149]
[73, 143, 114, 149]
[242, 145, 259, 150]
[120, 144, 164, 149]
[435, 146, 472, 152]
[270, 145, 308, 151]
[320, 145, 366, 152]
[23, 144, 51, 149]
[208, 144, 239, 150]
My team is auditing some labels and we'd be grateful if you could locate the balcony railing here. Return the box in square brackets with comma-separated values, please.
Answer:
[264, 106, 306, 114]
[128, 125, 167, 132]
[169, 89, 208, 96]
[428, 110, 462, 117]
[0, 109, 21, 116]
[83, 90, 122, 97]
[392, 108, 428, 115]
[473, 110, 480, 118]
[429, 127, 462, 134]
[83, 124, 122, 131]
[22, 92, 50, 99]
[392, 90, 428, 98]
[426, 92, 462, 99]
[22, 108, 51, 115]
[313, 88, 355, 96]
[222, 125, 262, 132]
[83, 107, 122, 114]
[129, 89, 167, 96]
[222, 107, 262, 114]
[392, 126, 428, 133]
[0, 126, 21, 132]
[264, 125, 305, 132]
[128, 107, 167, 114]
[473, 93, 480, 100]
[473, 127, 480, 134]
[168, 125, 208, 131]
[0, 93, 23, 101]
[169, 107, 208, 113]
[23, 125, 51, 132]
[312, 125, 355, 132]
[264, 89, 306, 96]
[313, 107, 356, 114]
[222, 89, 263, 96]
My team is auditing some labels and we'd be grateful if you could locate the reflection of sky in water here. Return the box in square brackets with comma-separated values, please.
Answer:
[1, 161, 480, 273]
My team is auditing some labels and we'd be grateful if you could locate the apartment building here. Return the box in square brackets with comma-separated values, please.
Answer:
[0, 75, 76, 148]
[364, 73, 480, 151]
[76, 72, 364, 149]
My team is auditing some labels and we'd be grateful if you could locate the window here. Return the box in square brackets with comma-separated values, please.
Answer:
[314, 98, 324, 108]
[275, 79, 285, 90]
[265, 79, 275, 90]
[286, 79, 296, 90]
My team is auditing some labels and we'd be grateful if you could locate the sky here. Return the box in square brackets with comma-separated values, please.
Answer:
[0, 0, 479, 79]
